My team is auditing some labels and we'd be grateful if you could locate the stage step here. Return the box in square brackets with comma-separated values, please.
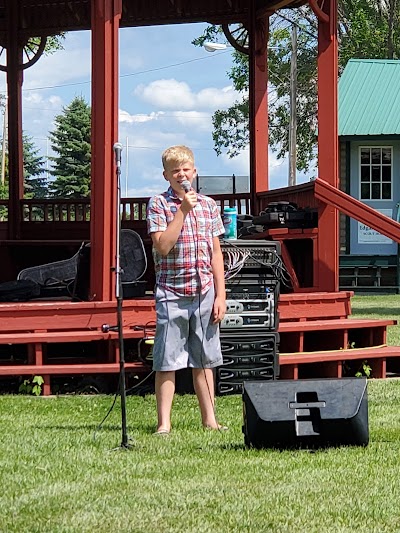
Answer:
[0, 292, 398, 394]
[279, 345, 400, 380]
[279, 318, 396, 332]
[0, 362, 149, 376]
[278, 318, 396, 354]
[279, 291, 353, 321]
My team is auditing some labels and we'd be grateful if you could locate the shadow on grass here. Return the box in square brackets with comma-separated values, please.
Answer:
[37, 424, 122, 431]
[37, 421, 158, 434]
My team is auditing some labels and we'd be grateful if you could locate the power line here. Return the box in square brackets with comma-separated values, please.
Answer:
[0, 51, 230, 94]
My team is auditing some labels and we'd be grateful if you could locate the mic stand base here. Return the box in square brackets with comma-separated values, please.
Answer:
[110, 441, 134, 452]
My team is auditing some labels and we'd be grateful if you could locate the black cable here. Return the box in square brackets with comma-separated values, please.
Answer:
[222, 240, 289, 287]
[92, 375, 121, 442]
[192, 202, 224, 431]
[125, 370, 155, 395]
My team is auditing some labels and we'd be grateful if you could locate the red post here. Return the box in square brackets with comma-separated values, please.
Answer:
[90, 0, 122, 301]
[317, 0, 339, 292]
[6, 1, 24, 239]
[248, 6, 269, 215]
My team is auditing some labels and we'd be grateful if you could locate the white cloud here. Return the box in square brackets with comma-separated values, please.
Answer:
[172, 111, 212, 131]
[196, 86, 238, 109]
[134, 79, 194, 109]
[134, 79, 238, 110]
[12, 25, 302, 198]
[119, 109, 165, 124]
[24, 92, 63, 109]
[221, 149, 249, 176]
[23, 48, 91, 91]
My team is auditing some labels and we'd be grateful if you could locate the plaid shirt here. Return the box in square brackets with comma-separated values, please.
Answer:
[147, 186, 225, 297]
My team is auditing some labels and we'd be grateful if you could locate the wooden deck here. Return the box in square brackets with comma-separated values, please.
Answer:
[1, 191, 399, 393]
[0, 291, 398, 394]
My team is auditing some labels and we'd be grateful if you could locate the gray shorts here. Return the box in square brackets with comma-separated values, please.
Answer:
[152, 285, 223, 372]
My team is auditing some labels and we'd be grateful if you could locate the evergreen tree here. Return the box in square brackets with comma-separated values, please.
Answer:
[0, 134, 47, 198]
[23, 134, 48, 198]
[48, 96, 91, 198]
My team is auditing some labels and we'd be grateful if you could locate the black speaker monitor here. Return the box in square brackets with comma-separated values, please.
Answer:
[243, 378, 369, 449]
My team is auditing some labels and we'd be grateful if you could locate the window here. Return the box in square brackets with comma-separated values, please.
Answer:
[359, 147, 392, 200]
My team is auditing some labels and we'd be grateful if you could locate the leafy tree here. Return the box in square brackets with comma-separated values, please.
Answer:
[43, 35, 65, 54]
[193, 1, 400, 174]
[30, 34, 65, 56]
[23, 134, 48, 198]
[48, 96, 91, 198]
[339, 0, 400, 65]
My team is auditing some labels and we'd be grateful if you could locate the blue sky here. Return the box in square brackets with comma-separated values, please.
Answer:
[0, 23, 308, 197]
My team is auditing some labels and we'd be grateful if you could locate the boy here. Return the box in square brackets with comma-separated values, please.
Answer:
[147, 145, 226, 434]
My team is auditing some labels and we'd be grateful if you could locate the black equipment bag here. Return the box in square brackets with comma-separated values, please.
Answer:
[0, 279, 41, 302]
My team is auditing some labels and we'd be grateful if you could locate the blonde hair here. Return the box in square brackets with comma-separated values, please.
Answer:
[162, 145, 194, 169]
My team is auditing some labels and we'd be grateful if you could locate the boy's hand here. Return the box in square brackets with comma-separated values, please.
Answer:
[213, 296, 226, 324]
[181, 190, 197, 215]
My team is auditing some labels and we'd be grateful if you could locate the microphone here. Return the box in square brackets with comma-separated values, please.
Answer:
[113, 142, 123, 167]
[181, 179, 191, 193]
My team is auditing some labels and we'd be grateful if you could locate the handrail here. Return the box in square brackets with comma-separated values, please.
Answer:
[0, 193, 252, 223]
[314, 177, 400, 243]
[2, 184, 319, 224]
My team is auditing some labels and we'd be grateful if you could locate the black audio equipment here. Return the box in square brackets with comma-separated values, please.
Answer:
[219, 240, 281, 395]
[225, 281, 278, 300]
[221, 313, 275, 329]
[222, 240, 282, 283]
[222, 353, 275, 366]
[226, 298, 273, 314]
[221, 333, 278, 355]
[221, 239, 281, 257]
[253, 202, 318, 230]
[217, 332, 279, 395]
[217, 381, 247, 395]
[222, 283, 279, 331]
[242, 378, 369, 449]
[218, 365, 274, 381]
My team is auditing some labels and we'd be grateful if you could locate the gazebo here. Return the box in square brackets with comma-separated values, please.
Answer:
[1, 0, 400, 394]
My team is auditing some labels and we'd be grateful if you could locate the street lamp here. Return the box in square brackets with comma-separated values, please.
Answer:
[203, 42, 229, 52]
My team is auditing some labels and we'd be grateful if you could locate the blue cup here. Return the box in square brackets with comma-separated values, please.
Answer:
[223, 207, 237, 239]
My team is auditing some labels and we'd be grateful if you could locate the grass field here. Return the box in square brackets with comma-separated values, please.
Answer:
[351, 294, 400, 345]
[2, 378, 400, 533]
[1, 293, 400, 532]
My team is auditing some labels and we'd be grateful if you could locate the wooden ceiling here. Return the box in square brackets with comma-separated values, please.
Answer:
[0, 0, 307, 38]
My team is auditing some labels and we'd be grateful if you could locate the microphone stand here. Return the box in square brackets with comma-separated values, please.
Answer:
[105, 142, 133, 450]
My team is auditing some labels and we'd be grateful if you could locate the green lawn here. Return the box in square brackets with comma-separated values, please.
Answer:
[1, 294, 400, 532]
[2, 379, 400, 532]
[351, 294, 400, 345]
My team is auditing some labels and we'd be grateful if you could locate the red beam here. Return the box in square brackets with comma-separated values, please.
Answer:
[316, 0, 338, 292]
[249, 7, 269, 214]
[90, 0, 122, 301]
[314, 177, 400, 243]
[6, 2, 24, 239]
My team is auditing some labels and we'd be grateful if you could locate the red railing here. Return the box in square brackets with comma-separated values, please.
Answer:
[0, 193, 252, 225]
[1, 186, 320, 226]
[257, 182, 318, 212]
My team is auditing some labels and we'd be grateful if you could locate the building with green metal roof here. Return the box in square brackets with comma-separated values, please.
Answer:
[338, 59, 400, 292]
[339, 59, 400, 137]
